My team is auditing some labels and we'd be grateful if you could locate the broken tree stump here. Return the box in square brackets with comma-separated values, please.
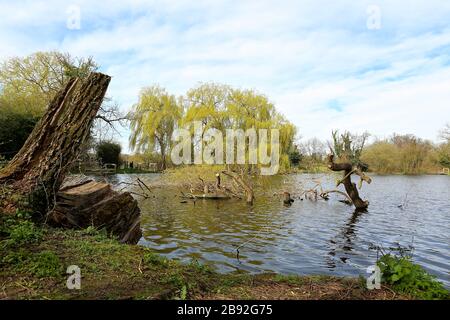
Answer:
[326, 154, 371, 210]
[48, 180, 142, 244]
[0, 73, 111, 197]
[0, 72, 142, 244]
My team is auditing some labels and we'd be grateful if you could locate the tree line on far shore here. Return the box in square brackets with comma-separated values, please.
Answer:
[293, 127, 450, 174]
[0, 51, 449, 175]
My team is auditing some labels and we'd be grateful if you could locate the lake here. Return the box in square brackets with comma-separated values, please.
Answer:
[108, 173, 450, 288]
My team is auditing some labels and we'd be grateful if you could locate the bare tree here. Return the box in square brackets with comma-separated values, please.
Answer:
[329, 130, 370, 165]
[439, 123, 450, 142]
[300, 137, 326, 161]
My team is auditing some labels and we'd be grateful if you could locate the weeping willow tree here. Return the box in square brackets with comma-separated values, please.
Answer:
[129, 85, 182, 170]
[226, 87, 297, 174]
[128, 82, 297, 174]
[183, 83, 230, 130]
[181, 83, 297, 174]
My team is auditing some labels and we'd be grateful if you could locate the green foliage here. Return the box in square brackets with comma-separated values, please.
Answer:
[436, 142, 450, 168]
[273, 274, 305, 285]
[162, 164, 225, 184]
[378, 254, 449, 300]
[2, 249, 61, 278]
[392, 134, 433, 174]
[5, 220, 43, 246]
[288, 146, 302, 166]
[0, 109, 40, 159]
[362, 134, 438, 174]
[1, 249, 29, 266]
[143, 251, 169, 266]
[331, 130, 370, 165]
[164, 273, 185, 288]
[180, 284, 188, 300]
[129, 82, 297, 173]
[28, 251, 62, 278]
[0, 51, 97, 112]
[0, 51, 98, 159]
[360, 141, 400, 174]
[129, 85, 182, 170]
[82, 226, 109, 241]
[96, 141, 122, 166]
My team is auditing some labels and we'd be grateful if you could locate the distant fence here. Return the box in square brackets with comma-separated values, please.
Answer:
[82, 163, 117, 175]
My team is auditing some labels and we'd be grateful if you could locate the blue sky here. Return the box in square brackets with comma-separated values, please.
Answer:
[1, 0, 450, 151]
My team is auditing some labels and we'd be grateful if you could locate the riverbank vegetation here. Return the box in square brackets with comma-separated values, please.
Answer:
[2, 212, 447, 300]
[1, 52, 449, 176]
[1, 51, 449, 301]
[295, 129, 450, 175]
[378, 254, 448, 299]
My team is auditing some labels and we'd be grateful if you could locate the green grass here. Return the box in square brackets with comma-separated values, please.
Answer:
[2, 249, 62, 278]
[0, 212, 447, 300]
[6, 220, 43, 246]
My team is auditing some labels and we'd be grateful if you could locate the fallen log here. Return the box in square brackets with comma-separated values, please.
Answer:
[48, 180, 141, 244]
[181, 193, 231, 200]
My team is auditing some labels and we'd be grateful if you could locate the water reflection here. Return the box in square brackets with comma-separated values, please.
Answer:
[107, 173, 450, 287]
[326, 210, 365, 269]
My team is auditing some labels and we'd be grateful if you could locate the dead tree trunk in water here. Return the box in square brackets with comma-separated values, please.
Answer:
[0, 73, 142, 243]
[326, 154, 371, 210]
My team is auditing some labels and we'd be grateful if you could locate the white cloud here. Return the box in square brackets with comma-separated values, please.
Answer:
[1, 0, 450, 151]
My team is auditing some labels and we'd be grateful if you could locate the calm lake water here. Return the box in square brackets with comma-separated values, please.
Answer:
[108, 173, 449, 287]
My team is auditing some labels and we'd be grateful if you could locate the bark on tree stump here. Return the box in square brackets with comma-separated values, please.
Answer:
[0, 73, 111, 196]
[48, 180, 142, 244]
[0, 72, 142, 244]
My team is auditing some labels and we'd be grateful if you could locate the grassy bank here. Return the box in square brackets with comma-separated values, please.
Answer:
[0, 214, 447, 300]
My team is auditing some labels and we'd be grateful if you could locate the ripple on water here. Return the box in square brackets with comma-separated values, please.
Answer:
[129, 174, 450, 288]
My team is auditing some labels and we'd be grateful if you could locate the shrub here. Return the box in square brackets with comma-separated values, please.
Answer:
[0, 110, 40, 160]
[377, 254, 449, 300]
[96, 141, 122, 166]
[288, 148, 302, 166]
